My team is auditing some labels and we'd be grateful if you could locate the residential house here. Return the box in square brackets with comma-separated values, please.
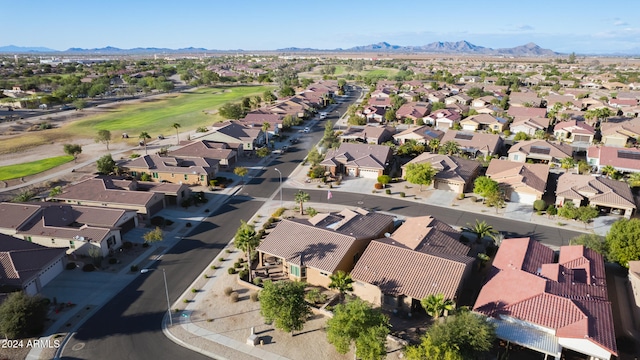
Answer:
[395, 102, 431, 124]
[402, 153, 481, 193]
[587, 145, 640, 173]
[338, 125, 394, 145]
[361, 106, 386, 123]
[507, 106, 548, 119]
[444, 94, 472, 106]
[393, 126, 443, 145]
[509, 92, 543, 107]
[553, 120, 595, 148]
[486, 159, 549, 204]
[600, 118, 640, 147]
[120, 154, 218, 187]
[352, 216, 474, 312]
[509, 116, 549, 136]
[238, 113, 283, 135]
[255, 208, 395, 288]
[170, 140, 238, 169]
[204, 121, 263, 152]
[508, 140, 573, 164]
[52, 176, 190, 224]
[460, 114, 507, 132]
[545, 94, 583, 110]
[321, 143, 392, 178]
[610, 98, 638, 108]
[440, 130, 503, 158]
[427, 91, 447, 104]
[471, 96, 496, 108]
[474, 238, 617, 360]
[426, 109, 462, 130]
[555, 173, 636, 217]
[0, 202, 136, 257]
[269, 96, 313, 118]
[0, 233, 66, 296]
[368, 97, 392, 109]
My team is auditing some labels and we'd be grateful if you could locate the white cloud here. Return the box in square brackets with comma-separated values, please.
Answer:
[614, 19, 628, 26]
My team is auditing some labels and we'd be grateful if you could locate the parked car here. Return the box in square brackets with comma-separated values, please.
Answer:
[304, 127, 310, 133]
[158, 135, 165, 140]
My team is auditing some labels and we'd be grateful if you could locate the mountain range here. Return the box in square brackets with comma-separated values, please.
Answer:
[0, 41, 558, 56]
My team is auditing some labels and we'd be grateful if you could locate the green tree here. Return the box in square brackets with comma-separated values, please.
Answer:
[328, 270, 354, 300]
[234, 166, 248, 185]
[558, 200, 578, 220]
[578, 160, 590, 174]
[95, 129, 112, 150]
[533, 199, 547, 212]
[463, 220, 497, 244]
[428, 138, 440, 153]
[384, 109, 396, 123]
[256, 147, 270, 158]
[96, 153, 116, 175]
[547, 204, 558, 218]
[405, 335, 463, 360]
[431, 102, 446, 111]
[143, 226, 163, 244]
[295, 190, 311, 215]
[326, 298, 390, 356]
[570, 234, 608, 258]
[49, 186, 62, 198]
[306, 147, 323, 166]
[606, 218, 640, 267]
[11, 190, 35, 203]
[420, 293, 455, 320]
[355, 325, 389, 360]
[560, 157, 576, 169]
[279, 86, 295, 97]
[0, 292, 49, 339]
[234, 220, 260, 282]
[423, 310, 496, 359]
[259, 280, 311, 334]
[628, 172, 640, 188]
[63, 143, 82, 162]
[601, 165, 618, 178]
[484, 189, 505, 213]
[218, 102, 244, 120]
[263, 90, 277, 103]
[139, 131, 151, 155]
[377, 175, 391, 186]
[404, 162, 437, 191]
[140, 173, 151, 181]
[576, 206, 599, 228]
[440, 140, 460, 155]
[473, 176, 499, 198]
[513, 131, 530, 141]
[72, 98, 87, 110]
[172, 122, 181, 145]
[262, 122, 271, 148]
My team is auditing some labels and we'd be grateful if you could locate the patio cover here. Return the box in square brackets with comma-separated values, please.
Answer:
[488, 317, 562, 359]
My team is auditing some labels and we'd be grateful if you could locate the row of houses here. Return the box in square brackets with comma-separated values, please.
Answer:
[254, 208, 617, 359]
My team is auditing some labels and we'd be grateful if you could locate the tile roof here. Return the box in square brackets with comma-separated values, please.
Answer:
[473, 238, 617, 356]
[170, 140, 236, 162]
[511, 116, 549, 131]
[52, 176, 158, 207]
[587, 145, 640, 171]
[210, 121, 262, 141]
[0, 233, 66, 289]
[321, 143, 392, 170]
[0, 203, 41, 230]
[389, 215, 470, 256]
[486, 159, 550, 194]
[403, 153, 480, 185]
[553, 120, 595, 135]
[556, 173, 635, 209]
[440, 130, 503, 155]
[508, 140, 573, 160]
[350, 240, 473, 300]
[121, 154, 218, 175]
[507, 107, 547, 118]
[393, 125, 444, 142]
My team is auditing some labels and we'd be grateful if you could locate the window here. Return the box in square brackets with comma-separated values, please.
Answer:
[513, 154, 519, 161]
[25, 236, 32, 242]
[51, 238, 55, 244]
[152, 172, 159, 179]
[131, 171, 137, 177]
[184, 174, 188, 181]
[69, 241, 75, 249]
[200, 175, 205, 181]
[290, 264, 300, 277]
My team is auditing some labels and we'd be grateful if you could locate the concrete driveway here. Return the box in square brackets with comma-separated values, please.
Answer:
[504, 202, 533, 222]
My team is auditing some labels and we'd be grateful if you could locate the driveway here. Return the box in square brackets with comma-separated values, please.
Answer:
[500, 202, 533, 222]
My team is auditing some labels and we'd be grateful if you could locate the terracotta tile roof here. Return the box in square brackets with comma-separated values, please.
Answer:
[508, 140, 573, 160]
[170, 140, 236, 162]
[473, 238, 617, 357]
[321, 143, 392, 170]
[600, 117, 640, 137]
[0, 233, 66, 289]
[17, 205, 113, 243]
[587, 145, 640, 172]
[510, 116, 548, 130]
[556, 173, 635, 209]
[553, 120, 595, 135]
[486, 159, 549, 194]
[403, 153, 480, 185]
[393, 125, 443, 142]
[440, 130, 503, 155]
[507, 107, 547, 118]
[351, 240, 473, 300]
[389, 216, 470, 256]
[396, 102, 431, 119]
[52, 176, 161, 207]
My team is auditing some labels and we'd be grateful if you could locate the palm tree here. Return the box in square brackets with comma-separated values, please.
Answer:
[428, 138, 440, 153]
[628, 172, 640, 188]
[463, 220, 497, 244]
[560, 156, 576, 170]
[172, 123, 181, 145]
[601, 165, 617, 178]
[440, 140, 460, 156]
[420, 293, 455, 320]
[139, 132, 151, 155]
[262, 122, 271, 149]
[328, 270, 354, 300]
[234, 220, 260, 282]
[294, 190, 310, 215]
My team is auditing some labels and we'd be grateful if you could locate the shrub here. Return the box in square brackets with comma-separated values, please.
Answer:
[238, 268, 249, 280]
[108, 258, 118, 265]
[469, 196, 477, 202]
[238, 258, 245, 263]
[225, 249, 232, 254]
[230, 292, 239, 303]
[399, 192, 405, 197]
[253, 277, 263, 285]
[122, 241, 133, 250]
[533, 199, 547, 212]
[183, 299, 189, 303]
[335, 180, 341, 186]
[307, 207, 318, 217]
[272, 207, 286, 218]
[66, 262, 76, 270]
[458, 193, 465, 200]
[218, 257, 224, 262]
[250, 292, 259, 302]
[547, 205, 558, 216]
[228, 267, 237, 275]
[374, 182, 383, 190]
[130, 265, 139, 272]
[305, 288, 327, 304]
[224, 287, 234, 296]
[503, 129, 511, 137]
[191, 288, 197, 293]
[82, 264, 96, 272]
[234, 262, 242, 269]
[385, 189, 391, 195]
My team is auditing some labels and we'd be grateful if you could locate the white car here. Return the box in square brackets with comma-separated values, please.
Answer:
[303, 127, 310, 133]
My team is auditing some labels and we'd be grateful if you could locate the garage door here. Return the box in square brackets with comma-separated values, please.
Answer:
[510, 191, 538, 204]
[435, 180, 460, 192]
[359, 169, 379, 179]
[462, 124, 477, 131]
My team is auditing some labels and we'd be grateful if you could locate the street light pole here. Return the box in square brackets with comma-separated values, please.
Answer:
[141, 268, 173, 326]
[274, 168, 282, 207]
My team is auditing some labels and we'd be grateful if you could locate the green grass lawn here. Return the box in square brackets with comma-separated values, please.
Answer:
[333, 65, 346, 75]
[363, 68, 399, 79]
[0, 85, 272, 155]
[0, 155, 74, 181]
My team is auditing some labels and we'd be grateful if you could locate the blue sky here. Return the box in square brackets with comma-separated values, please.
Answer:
[6, 0, 640, 54]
